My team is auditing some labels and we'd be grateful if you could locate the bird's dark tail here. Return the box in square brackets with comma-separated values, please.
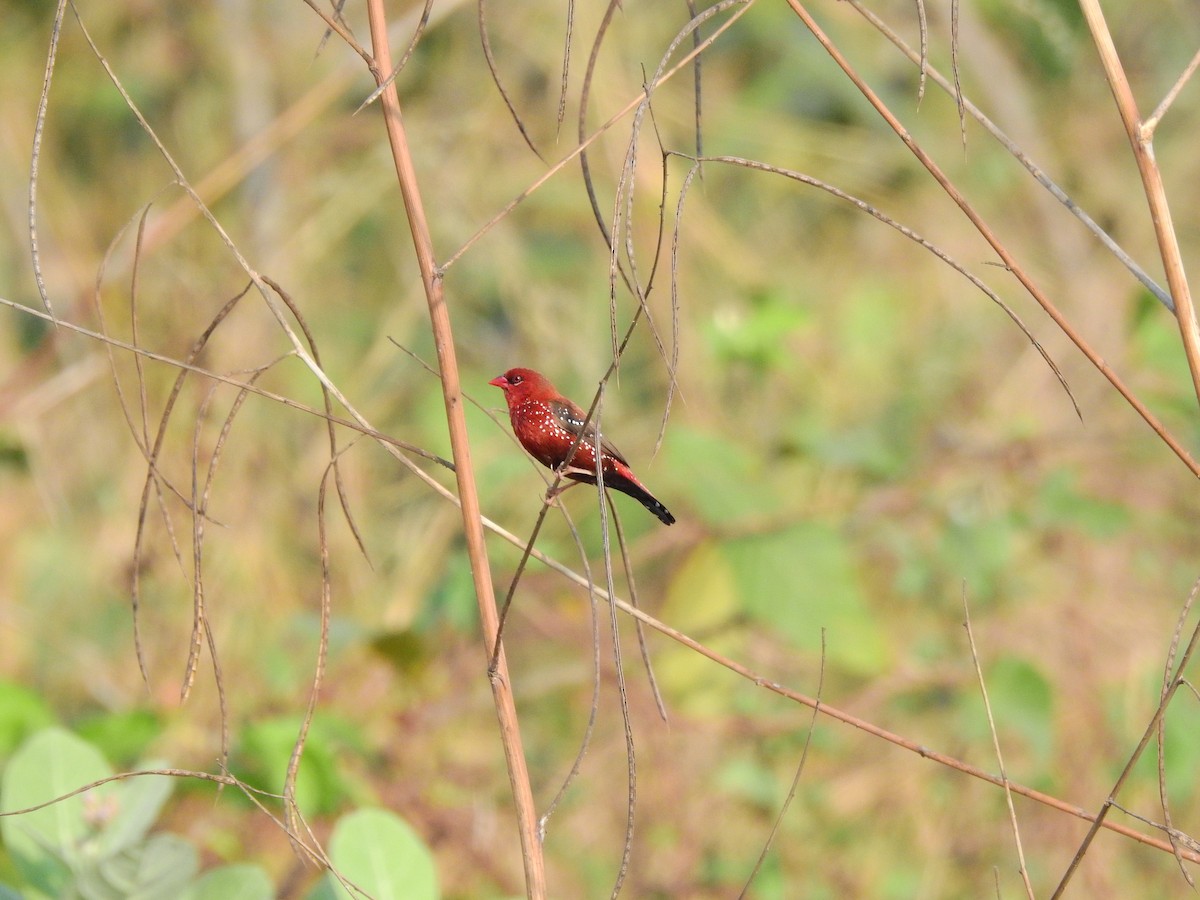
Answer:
[607, 474, 676, 526]
[564, 470, 676, 525]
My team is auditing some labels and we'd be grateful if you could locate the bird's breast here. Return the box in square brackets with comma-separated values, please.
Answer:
[513, 401, 599, 470]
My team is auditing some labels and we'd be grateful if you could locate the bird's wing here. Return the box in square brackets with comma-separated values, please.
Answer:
[549, 399, 629, 466]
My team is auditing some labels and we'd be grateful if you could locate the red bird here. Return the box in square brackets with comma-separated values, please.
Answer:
[489, 367, 675, 525]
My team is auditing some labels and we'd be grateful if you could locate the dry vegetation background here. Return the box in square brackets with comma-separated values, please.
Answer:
[2, 0, 1200, 896]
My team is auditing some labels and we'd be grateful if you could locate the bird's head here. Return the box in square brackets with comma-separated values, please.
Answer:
[488, 367, 557, 404]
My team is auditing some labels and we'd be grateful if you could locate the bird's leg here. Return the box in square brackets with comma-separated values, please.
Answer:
[544, 480, 579, 505]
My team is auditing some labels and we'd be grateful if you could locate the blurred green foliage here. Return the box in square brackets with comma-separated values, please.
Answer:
[2, 0, 1199, 895]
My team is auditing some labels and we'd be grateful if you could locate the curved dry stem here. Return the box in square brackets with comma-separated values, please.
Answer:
[846, 0, 1173, 311]
[1052, 577, 1200, 897]
[537, 502, 603, 839]
[673, 154, 1080, 418]
[445, 0, 753, 272]
[609, 498, 667, 721]
[478, 0, 545, 161]
[264, 277, 372, 563]
[1157, 577, 1200, 887]
[284, 458, 337, 847]
[29, 0, 67, 319]
[964, 591, 1034, 899]
[783, 0, 1200, 479]
[131, 286, 251, 689]
[737, 631, 825, 899]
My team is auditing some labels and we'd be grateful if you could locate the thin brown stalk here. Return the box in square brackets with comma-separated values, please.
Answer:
[362, 1, 544, 894]
[29, 0, 67, 319]
[1144, 46, 1200, 136]
[1077, 0, 1200, 411]
[354, 0, 435, 115]
[1157, 578, 1200, 886]
[783, 0, 1200, 480]
[964, 591, 1034, 899]
[846, 0, 1174, 311]
[1052, 585, 1200, 898]
[609, 498, 668, 721]
[478, 0, 544, 160]
[737, 630, 825, 899]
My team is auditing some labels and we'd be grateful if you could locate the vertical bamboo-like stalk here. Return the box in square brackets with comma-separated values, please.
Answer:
[363, 2, 546, 895]
[1077, 0, 1200, 410]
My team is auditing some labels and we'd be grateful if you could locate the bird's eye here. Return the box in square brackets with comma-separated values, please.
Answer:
[510, 374, 524, 384]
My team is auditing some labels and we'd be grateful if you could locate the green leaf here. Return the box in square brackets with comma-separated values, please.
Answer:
[656, 544, 744, 715]
[235, 718, 347, 816]
[90, 832, 198, 899]
[1032, 469, 1130, 538]
[704, 290, 810, 369]
[726, 524, 890, 676]
[0, 680, 56, 760]
[664, 428, 781, 525]
[0, 727, 114, 896]
[76, 711, 162, 769]
[977, 656, 1054, 765]
[188, 864, 274, 900]
[93, 767, 173, 858]
[320, 808, 438, 900]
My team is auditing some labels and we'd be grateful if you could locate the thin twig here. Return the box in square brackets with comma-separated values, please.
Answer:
[963, 589, 1034, 899]
[737, 630, 826, 899]
[1157, 577, 1200, 885]
[846, 0, 1175, 312]
[1052, 579, 1200, 897]
[1144, 46, 1200, 138]
[29, 0, 67, 319]
[783, 0, 1200, 480]
[1077, 0, 1200, 414]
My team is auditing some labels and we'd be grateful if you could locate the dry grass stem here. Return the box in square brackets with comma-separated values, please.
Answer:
[1077, 0, 1200, 409]
[963, 591, 1034, 899]
[784, 0, 1200, 479]
[362, 0, 545, 891]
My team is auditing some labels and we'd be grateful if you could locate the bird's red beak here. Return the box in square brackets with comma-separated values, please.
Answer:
[488, 374, 508, 389]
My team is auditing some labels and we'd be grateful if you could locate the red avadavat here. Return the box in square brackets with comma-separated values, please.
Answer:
[489, 367, 675, 525]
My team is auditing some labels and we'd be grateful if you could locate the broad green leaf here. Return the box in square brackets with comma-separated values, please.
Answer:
[235, 718, 345, 816]
[90, 832, 198, 900]
[656, 544, 744, 714]
[726, 524, 890, 676]
[188, 864, 274, 900]
[93, 767, 173, 858]
[320, 808, 438, 900]
[0, 680, 55, 759]
[0, 727, 113, 895]
[664, 428, 781, 525]
[976, 656, 1054, 766]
